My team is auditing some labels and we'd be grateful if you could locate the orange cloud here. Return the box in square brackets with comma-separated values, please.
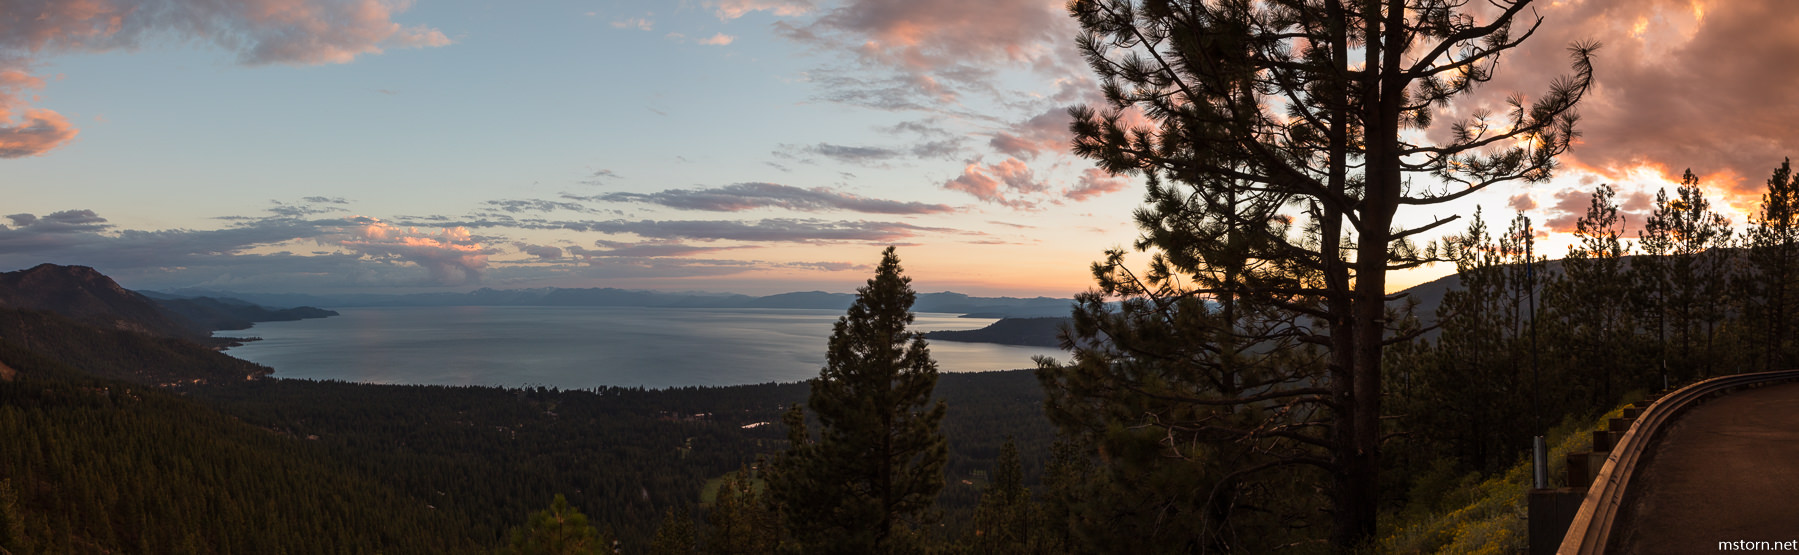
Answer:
[0, 0, 448, 157]
[1457, 0, 1799, 196]
[0, 70, 78, 157]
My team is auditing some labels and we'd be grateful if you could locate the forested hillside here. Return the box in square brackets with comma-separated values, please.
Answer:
[0, 336, 481, 554]
[0, 274, 1057, 552]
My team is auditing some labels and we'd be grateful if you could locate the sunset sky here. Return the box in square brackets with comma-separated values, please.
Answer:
[3, 0, 1796, 297]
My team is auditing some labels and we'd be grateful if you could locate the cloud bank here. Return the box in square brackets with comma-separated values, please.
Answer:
[588, 182, 956, 214]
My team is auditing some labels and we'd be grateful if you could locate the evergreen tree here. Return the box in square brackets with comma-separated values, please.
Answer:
[1064, 0, 1593, 544]
[505, 494, 612, 555]
[1545, 184, 1639, 406]
[1738, 159, 1799, 371]
[0, 478, 26, 554]
[1037, 169, 1331, 550]
[767, 246, 947, 554]
[1036, 440, 1089, 553]
[1417, 210, 1548, 472]
[706, 467, 776, 555]
[1636, 171, 1736, 384]
[649, 507, 698, 555]
[965, 438, 1032, 554]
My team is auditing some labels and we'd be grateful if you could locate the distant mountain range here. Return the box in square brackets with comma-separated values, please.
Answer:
[0, 262, 1470, 354]
[153, 286, 1082, 319]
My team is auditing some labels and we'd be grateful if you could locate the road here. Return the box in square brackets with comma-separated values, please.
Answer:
[1608, 380, 1799, 553]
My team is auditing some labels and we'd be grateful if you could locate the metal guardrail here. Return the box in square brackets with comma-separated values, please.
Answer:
[1557, 368, 1799, 554]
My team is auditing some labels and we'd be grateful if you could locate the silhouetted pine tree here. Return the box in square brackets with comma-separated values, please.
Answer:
[1037, 176, 1331, 551]
[1737, 159, 1799, 371]
[767, 247, 947, 554]
[1545, 184, 1639, 406]
[1636, 172, 1736, 384]
[1063, 0, 1594, 543]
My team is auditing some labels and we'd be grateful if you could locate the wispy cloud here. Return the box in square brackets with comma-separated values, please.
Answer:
[575, 239, 752, 258]
[611, 17, 654, 31]
[484, 199, 595, 214]
[576, 218, 959, 243]
[583, 182, 956, 214]
[513, 242, 565, 260]
[710, 0, 815, 20]
[1065, 168, 1128, 202]
[989, 105, 1072, 160]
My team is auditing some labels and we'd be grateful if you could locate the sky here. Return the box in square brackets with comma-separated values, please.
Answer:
[2, 0, 1796, 297]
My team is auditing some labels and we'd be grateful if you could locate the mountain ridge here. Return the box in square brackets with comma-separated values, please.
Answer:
[155, 286, 1079, 318]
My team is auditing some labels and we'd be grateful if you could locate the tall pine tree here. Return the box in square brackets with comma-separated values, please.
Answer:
[1738, 160, 1799, 371]
[768, 246, 947, 554]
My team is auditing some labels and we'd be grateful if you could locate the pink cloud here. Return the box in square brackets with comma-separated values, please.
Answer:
[1066, 168, 1128, 202]
[0, 0, 448, 157]
[779, 0, 1079, 103]
[697, 33, 736, 46]
[944, 158, 1048, 208]
[0, 107, 79, 158]
[711, 0, 814, 19]
[611, 18, 654, 31]
[337, 220, 491, 285]
[1452, 0, 1799, 195]
[0, 70, 78, 157]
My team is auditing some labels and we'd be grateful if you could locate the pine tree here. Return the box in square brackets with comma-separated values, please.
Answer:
[505, 494, 612, 555]
[1546, 184, 1639, 406]
[767, 246, 947, 554]
[966, 438, 1031, 554]
[1738, 160, 1799, 371]
[1636, 172, 1736, 384]
[1421, 210, 1548, 472]
[649, 506, 697, 555]
[1038, 157, 1330, 550]
[0, 478, 27, 554]
[705, 467, 776, 555]
[1065, 0, 1593, 544]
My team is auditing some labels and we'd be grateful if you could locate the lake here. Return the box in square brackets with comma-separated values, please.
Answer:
[219, 306, 1065, 389]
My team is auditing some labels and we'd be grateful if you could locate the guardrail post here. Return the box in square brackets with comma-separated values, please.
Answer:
[1530, 434, 1584, 555]
[1530, 487, 1586, 555]
[1565, 451, 1590, 487]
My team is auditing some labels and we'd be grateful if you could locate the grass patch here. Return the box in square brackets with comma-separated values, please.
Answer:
[1378, 392, 1646, 554]
[699, 473, 767, 508]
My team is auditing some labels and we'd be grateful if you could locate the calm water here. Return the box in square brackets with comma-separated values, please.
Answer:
[219, 306, 1064, 389]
